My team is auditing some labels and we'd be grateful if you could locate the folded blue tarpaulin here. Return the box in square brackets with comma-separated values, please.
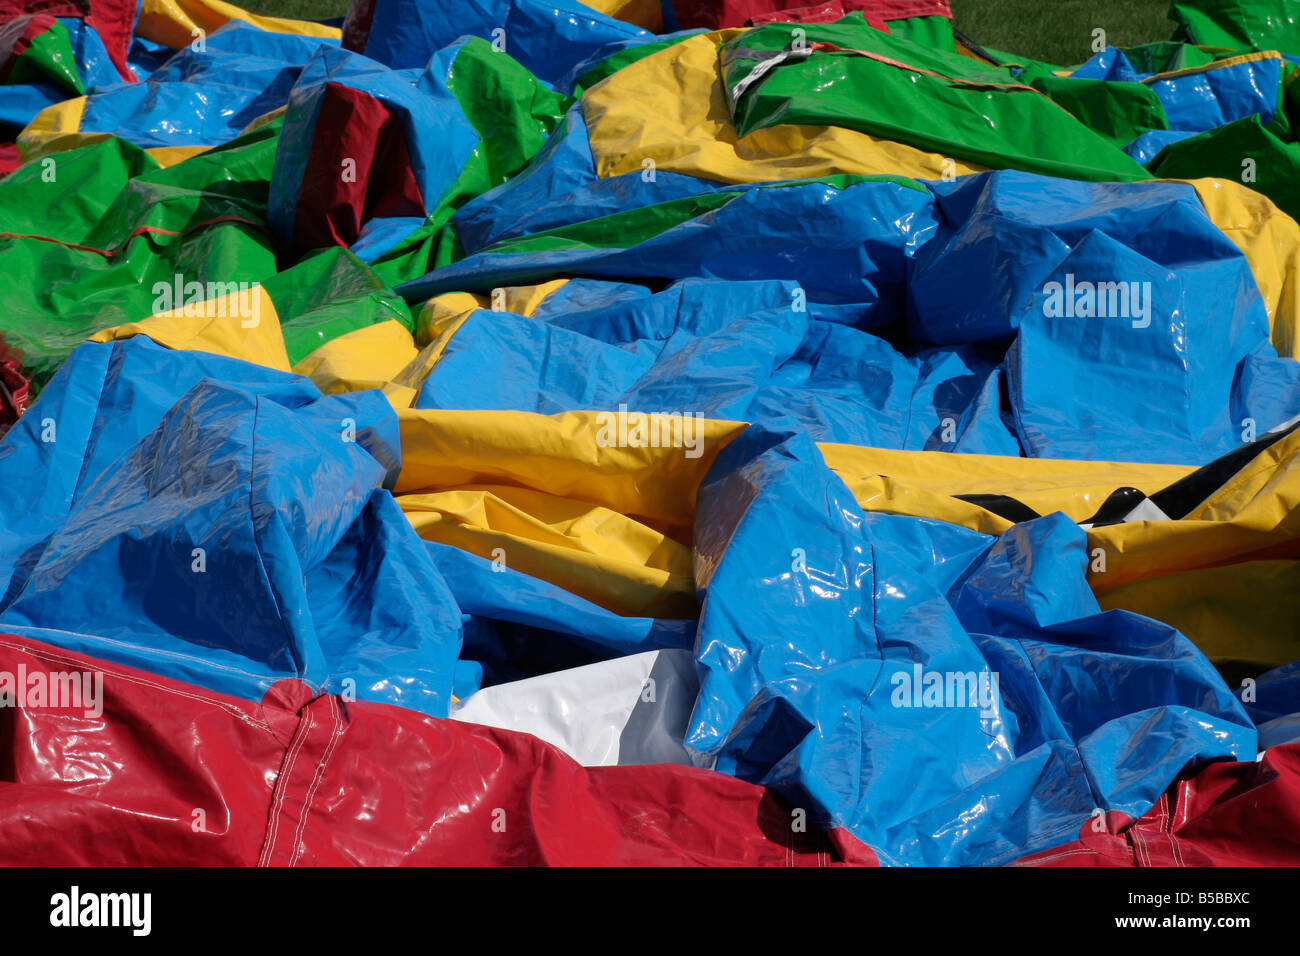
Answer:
[406, 167, 1300, 464]
[689, 423, 1255, 865]
[0, 335, 1258, 866]
[356, 0, 650, 86]
[0, 336, 461, 716]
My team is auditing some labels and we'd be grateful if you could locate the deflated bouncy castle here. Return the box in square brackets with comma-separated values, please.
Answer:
[1, 0, 1300, 867]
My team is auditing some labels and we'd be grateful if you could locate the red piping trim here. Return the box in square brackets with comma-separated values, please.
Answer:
[808, 41, 1049, 96]
[0, 215, 267, 259]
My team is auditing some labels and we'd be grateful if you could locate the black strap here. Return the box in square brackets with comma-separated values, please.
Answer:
[1150, 420, 1299, 520]
[952, 493, 1041, 524]
[1080, 486, 1149, 526]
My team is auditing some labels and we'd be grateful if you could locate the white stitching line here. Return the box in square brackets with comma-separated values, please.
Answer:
[0, 636, 272, 732]
[1132, 813, 1151, 867]
[1178, 780, 1193, 829]
[289, 697, 344, 868]
[261, 708, 312, 867]
[243, 396, 308, 681]
[260, 707, 314, 867]
[1169, 830, 1186, 867]
[1154, 792, 1181, 867]
[0, 636, 267, 727]
[1009, 847, 1101, 866]
[1130, 798, 1152, 867]
[1168, 786, 1187, 868]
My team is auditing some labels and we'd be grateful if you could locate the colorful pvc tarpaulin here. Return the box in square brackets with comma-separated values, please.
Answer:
[2, 0, 1300, 867]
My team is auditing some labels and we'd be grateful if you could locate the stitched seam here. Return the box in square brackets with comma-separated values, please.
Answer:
[1132, 810, 1152, 867]
[0, 636, 271, 732]
[259, 707, 314, 867]
[1167, 790, 1187, 867]
[244, 396, 307, 679]
[289, 697, 344, 868]
[1010, 847, 1102, 866]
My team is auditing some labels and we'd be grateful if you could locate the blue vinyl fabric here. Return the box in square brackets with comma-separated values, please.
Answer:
[0, 16, 130, 135]
[686, 422, 1256, 865]
[75, 22, 336, 148]
[358, 0, 649, 86]
[405, 167, 1300, 465]
[414, 275, 1020, 453]
[1071, 45, 1284, 164]
[267, 40, 481, 247]
[0, 334, 698, 719]
[427, 540, 696, 691]
[0, 336, 1259, 866]
[0, 336, 461, 717]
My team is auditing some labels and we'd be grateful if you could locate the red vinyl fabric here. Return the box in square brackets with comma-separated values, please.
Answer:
[0, 0, 135, 78]
[1013, 745, 1300, 867]
[0, 142, 20, 176]
[0, 632, 876, 866]
[671, 0, 951, 30]
[0, 333, 29, 433]
[0, 13, 57, 74]
[291, 82, 426, 250]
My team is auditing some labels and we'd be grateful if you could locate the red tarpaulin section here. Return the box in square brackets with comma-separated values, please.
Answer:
[0, 633, 877, 866]
[0, 0, 135, 78]
[290, 83, 426, 250]
[1014, 744, 1300, 867]
[671, 0, 951, 30]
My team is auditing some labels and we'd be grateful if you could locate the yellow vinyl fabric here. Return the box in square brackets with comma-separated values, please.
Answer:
[18, 98, 212, 167]
[293, 319, 420, 396]
[580, 0, 663, 31]
[822, 443, 1193, 534]
[16, 98, 103, 163]
[581, 30, 986, 185]
[393, 408, 744, 617]
[1188, 177, 1300, 360]
[90, 284, 290, 370]
[1088, 426, 1300, 597]
[83, 284, 1300, 670]
[137, 0, 341, 50]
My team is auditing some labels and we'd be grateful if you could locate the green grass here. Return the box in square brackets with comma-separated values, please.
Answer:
[239, 0, 1180, 68]
[239, 0, 350, 20]
[950, 0, 1176, 67]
